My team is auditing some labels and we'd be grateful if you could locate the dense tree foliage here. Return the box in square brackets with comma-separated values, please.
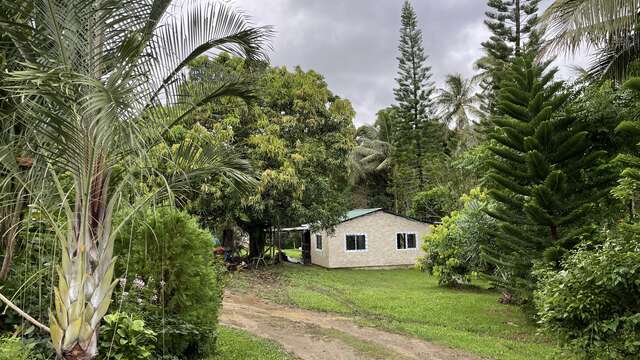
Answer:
[535, 224, 640, 359]
[181, 55, 355, 258]
[483, 54, 615, 301]
[421, 189, 496, 287]
[114, 208, 225, 358]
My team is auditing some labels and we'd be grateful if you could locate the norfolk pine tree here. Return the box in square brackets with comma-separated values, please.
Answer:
[393, 0, 440, 194]
[483, 53, 612, 302]
[477, 0, 541, 131]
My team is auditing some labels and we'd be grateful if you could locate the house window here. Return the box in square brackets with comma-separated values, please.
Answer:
[397, 233, 417, 249]
[316, 234, 323, 250]
[346, 234, 366, 251]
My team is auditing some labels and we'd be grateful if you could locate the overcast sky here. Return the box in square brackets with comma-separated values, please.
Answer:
[228, 0, 588, 126]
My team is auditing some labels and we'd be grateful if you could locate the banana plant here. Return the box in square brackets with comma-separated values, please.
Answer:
[0, 0, 270, 358]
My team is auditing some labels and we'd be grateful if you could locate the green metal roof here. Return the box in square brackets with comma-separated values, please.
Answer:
[342, 208, 382, 222]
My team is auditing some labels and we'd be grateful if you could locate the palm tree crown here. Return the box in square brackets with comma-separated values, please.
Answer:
[435, 74, 482, 131]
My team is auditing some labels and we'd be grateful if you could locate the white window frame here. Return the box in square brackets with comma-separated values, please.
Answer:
[315, 234, 323, 251]
[396, 232, 418, 250]
[345, 233, 367, 252]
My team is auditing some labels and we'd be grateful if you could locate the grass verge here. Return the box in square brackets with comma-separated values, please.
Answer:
[211, 325, 295, 360]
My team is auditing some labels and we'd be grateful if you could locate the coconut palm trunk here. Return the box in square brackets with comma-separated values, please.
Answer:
[1, 0, 271, 358]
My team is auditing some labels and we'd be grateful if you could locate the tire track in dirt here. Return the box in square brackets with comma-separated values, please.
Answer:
[220, 291, 481, 360]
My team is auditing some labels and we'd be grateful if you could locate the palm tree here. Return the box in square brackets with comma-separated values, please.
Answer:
[435, 74, 482, 131]
[348, 125, 392, 183]
[541, 0, 640, 80]
[0, 0, 270, 358]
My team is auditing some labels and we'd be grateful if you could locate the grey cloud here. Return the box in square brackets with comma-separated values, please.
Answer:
[230, 0, 587, 126]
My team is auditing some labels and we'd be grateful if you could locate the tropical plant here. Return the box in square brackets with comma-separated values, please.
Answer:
[98, 313, 156, 360]
[535, 223, 640, 359]
[613, 77, 640, 216]
[347, 110, 397, 209]
[0, 0, 270, 358]
[113, 207, 225, 358]
[541, 0, 640, 80]
[349, 125, 391, 182]
[420, 189, 496, 287]
[0, 337, 31, 360]
[0, 1, 44, 282]
[435, 74, 482, 133]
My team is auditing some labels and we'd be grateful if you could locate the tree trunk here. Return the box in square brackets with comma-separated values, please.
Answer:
[549, 224, 559, 242]
[415, 139, 424, 189]
[247, 224, 266, 259]
[514, 0, 521, 54]
[222, 228, 234, 250]
[0, 186, 26, 281]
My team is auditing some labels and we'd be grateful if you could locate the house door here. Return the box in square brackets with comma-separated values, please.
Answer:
[301, 230, 311, 265]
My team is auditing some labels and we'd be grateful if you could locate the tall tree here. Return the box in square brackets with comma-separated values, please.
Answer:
[393, 0, 438, 189]
[483, 54, 612, 302]
[477, 0, 541, 117]
[0, 1, 270, 358]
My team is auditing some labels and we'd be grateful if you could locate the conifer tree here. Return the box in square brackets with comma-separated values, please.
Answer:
[477, 0, 541, 118]
[483, 54, 610, 302]
[393, 0, 438, 189]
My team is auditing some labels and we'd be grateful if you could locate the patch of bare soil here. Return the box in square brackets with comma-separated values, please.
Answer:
[221, 291, 481, 360]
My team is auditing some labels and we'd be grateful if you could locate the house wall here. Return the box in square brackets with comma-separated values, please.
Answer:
[310, 229, 330, 267]
[310, 211, 429, 268]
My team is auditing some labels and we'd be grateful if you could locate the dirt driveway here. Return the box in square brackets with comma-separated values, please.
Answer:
[221, 292, 481, 360]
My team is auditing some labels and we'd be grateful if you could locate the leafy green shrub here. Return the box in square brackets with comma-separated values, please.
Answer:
[114, 207, 225, 358]
[410, 185, 456, 223]
[419, 189, 495, 287]
[535, 224, 640, 359]
[0, 336, 44, 360]
[98, 313, 156, 360]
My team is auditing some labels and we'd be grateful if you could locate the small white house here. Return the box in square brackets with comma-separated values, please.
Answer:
[309, 208, 430, 268]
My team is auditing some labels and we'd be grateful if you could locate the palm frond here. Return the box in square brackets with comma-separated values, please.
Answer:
[541, 0, 640, 55]
[587, 32, 640, 80]
[142, 1, 273, 106]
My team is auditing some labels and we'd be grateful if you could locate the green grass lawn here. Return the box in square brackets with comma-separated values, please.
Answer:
[211, 326, 295, 360]
[281, 248, 301, 259]
[228, 265, 572, 360]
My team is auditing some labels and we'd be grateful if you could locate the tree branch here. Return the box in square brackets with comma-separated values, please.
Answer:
[0, 291, 50, 333]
